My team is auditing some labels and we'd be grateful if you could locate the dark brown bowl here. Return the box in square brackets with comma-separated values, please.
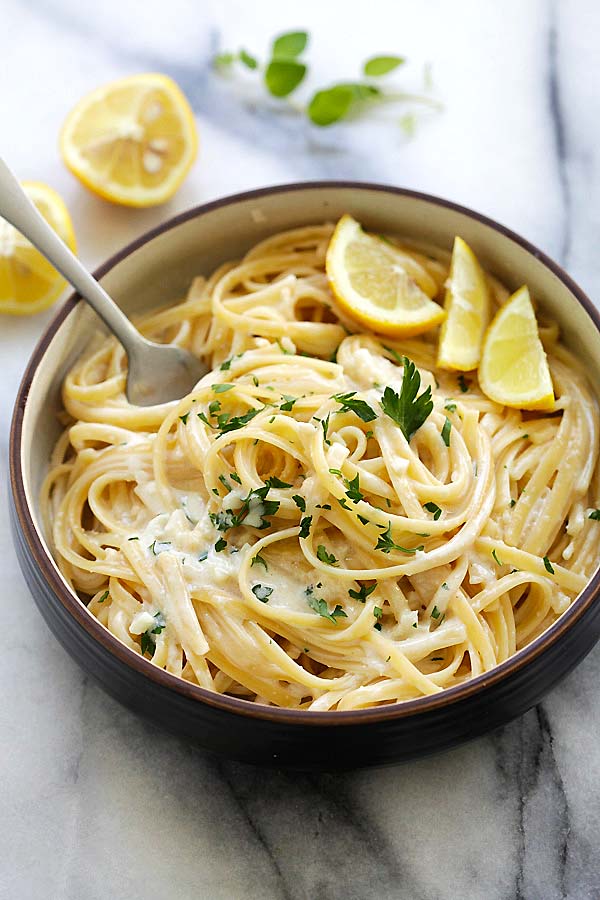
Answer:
[10, 182, 600, 769]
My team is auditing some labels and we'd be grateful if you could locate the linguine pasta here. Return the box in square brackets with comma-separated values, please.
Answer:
[42, 224, 600, 710]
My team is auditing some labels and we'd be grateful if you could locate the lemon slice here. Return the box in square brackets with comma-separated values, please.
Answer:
[437, 236, 490, 371]
[326, 214, 446, 336]
[479, 285, 554, 409]
[0, 182, 76, 316]
[60, 73, 198, 207]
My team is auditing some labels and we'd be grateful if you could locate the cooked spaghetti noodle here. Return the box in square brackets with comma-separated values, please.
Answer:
[42, 224, 600, 710]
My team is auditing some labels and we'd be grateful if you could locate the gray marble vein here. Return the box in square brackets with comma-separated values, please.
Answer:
[2, 1, 600, 898]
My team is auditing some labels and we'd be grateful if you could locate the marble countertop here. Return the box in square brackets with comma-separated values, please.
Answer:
[2, 1, 600, 897]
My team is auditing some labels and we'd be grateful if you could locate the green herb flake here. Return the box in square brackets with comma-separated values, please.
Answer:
[348, 582, 376, 603]
[329, 468, 342, 476]
[543, 556, 555, 575]
[218, 407, 262, 435]
[179, 413, 189, 424]
[127, 536, 139, 541]
[299, 515, 312, 538]
[97, 590, 109, 604]
[305, 586, 347, 624]
[292, 495, 306, 512]
[458, 374, 470, 393]
[212, 383, 234, 393]
[444, 401, 457, 412]
[373, 605, 383, 619]
[344, 473, 364, 504]
[424, 501, 442, 520]
[357, 514, 370, 526]
[375, 522, 423, 555]
[214, 538, 227, 552]
[265, 476, 292, 489]
[332, 391, 377, 422]
[321, 413, 331, 445]
[316, 545, 338, 566]
[280, 395, 298, 411]
[589, 509, 600, 520]
[441, 417, 452, 447]
[380, 357, 433, 441]
[251, 583, 273, 602]
[510, 499, 516, 508]
[491, 548, 503, 566]
[230, 472, 242, 485]
[363, 55, 405, 77]
[431, 606, 441, 619]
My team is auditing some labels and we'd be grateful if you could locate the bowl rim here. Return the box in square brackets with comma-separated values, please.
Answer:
[10, 179, 600, 726]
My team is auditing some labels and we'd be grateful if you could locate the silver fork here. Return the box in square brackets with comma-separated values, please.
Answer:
[0, 157, 208, 405]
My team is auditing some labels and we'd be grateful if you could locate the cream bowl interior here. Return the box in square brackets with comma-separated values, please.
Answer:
[20, 182, 600, 669]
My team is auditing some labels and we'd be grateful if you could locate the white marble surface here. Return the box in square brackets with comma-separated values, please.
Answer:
[2, 1, 600, 897]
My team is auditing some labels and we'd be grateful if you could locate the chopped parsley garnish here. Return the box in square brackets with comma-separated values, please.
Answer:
[424, 501, 442, 520]
[251, 584, 273, 602]
[98, 590, 109, 604]
[457, 374, 470, 393]
[316, 545, 338, 565]
[305, 586, 347, 624]
[218, 407, 262, 434]
[208, 400, 221, 416]
[214, 537, 228, 552]
[315, 503, 331, 510]
[299, 516, 312, 538]
[252, 375, 259, 387]
[332, 391, 377, 422]
[373, 605, 383, 619]
[441, 417, 452, 447]
[210, 484, 280, 532]
[344, 473, 363, 504]
[357, 514, 370, 526]
[149, 540, 172, 555]
[329, 468, 342, 476]
[140, 612, 166, 658]
[431, 606, 441, 619]
[198, 551, 209, 562]
[292, 495, 306, 512]
[265, 476, 292, 489]
[337, 497, 350, 509]
[251, 553, 268, 571]
[373, 622, 382, 631]
[380, 357, 433, 441]
[589, 509, 600, 520]
[128, 536, 139, 541]
[230, 472, 242, 485]
[348, 582, 376, 603]
[179, 413, 189, 424]
[375, 522, 424, 554]
[218, 474, 232, 491]
[510, 499, 516, 508]
[280, 395, 298, 411]
[491, 548, 503, 566]
[211, 383, 234, 393]
[522, 433, 529, 440]
[444, 401, 457, 412]
[321, 413, 331, 444]
[543, 556, 555, 574]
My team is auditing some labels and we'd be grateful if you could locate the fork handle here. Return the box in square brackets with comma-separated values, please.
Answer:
[0, 157, 145, 352]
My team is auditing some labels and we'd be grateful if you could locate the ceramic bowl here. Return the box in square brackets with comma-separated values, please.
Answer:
[10, 182, 600, 769]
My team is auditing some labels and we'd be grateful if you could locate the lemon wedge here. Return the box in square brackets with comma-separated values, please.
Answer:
[326, 214, 446, 336]
[60, 73, 198, 207]
[437, 236, 490, 371]
[0, 182, 76, 316]
[479, 285, 554, 410]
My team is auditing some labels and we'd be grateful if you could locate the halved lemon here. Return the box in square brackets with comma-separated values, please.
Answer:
[60, 73, 198, 207]
[0, 182, 76, 316]
[437, 236, 490, 371]
[326, 214, 446, 336]
[479, 285, 554, 409]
